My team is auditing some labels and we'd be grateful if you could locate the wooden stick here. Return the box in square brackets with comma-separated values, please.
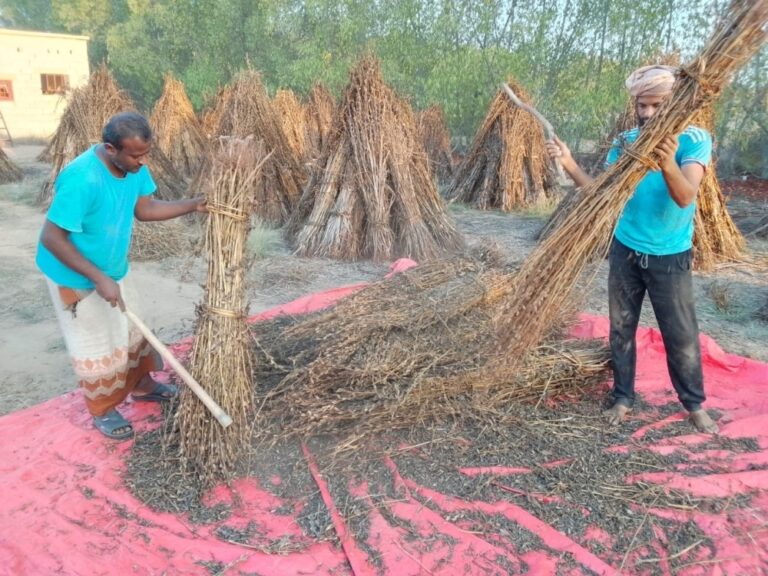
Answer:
[502, 83, 566, 181]
[124, 306, 233, 428]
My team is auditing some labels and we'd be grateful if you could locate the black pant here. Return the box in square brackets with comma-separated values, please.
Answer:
[608, 239, 705, 412]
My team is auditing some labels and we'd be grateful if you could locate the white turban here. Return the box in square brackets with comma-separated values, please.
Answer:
[625, 65, 678, 98]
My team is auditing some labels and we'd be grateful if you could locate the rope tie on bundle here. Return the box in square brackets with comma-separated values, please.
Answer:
[201, 303, 247, 320]
[206, 201, 249, 222]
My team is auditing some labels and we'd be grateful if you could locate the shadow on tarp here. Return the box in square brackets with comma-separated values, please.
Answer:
[1, 259, 766, 575]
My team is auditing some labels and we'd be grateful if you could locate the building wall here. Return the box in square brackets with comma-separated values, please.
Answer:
[0, 29, 89, 140]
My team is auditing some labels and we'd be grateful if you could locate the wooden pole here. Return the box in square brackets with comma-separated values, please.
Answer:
[124, 307, 233, 428]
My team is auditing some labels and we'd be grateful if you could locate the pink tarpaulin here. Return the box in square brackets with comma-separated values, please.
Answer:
[1, 263, 766, 575]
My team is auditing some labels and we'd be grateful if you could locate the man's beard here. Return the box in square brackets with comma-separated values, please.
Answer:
[638, 116, 648, 127]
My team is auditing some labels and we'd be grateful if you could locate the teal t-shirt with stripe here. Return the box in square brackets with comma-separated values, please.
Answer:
[605, 125, 712, 256]
[36, 145, 157, 289]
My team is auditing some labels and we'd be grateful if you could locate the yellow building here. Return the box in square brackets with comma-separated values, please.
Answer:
[0, 28, 89, 141]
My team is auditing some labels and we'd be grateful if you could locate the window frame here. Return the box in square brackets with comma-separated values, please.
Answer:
[40, 73, 70, 95]
[0, 79, 13, 101]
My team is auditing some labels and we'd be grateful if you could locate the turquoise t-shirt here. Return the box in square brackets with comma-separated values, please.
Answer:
[36, 145, 157, 289]
[605, 125, 712, 256]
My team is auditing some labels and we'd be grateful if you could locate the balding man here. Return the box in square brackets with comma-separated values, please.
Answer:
[546, 65, 718, 434]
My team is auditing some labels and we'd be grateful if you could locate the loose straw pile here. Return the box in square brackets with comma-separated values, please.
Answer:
[497, 0, 768, 360]
[174, 137, 268, 484]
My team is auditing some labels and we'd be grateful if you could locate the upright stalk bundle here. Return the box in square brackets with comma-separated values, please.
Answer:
[303, 82, 335, 163]
[175, 137, 267, 484]
[418, 104, 454, 185]
[497, 0, 767, 360]
[209, 70, 305, 224]
[150, 74, 209, 177]
[37, 64, 186, 205]
[445, 80, 557, 210]
[0, 147, 22, 184]
[690, 106, 745, 270]
[273, 89, 307, 160]
[199, 86, 231, 138]
[288, 56, 464, 262]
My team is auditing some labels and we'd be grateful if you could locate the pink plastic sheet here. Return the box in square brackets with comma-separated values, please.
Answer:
[1, 266, 766, 575]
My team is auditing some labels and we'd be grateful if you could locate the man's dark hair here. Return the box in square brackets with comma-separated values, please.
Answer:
[102, 112, 152, 149]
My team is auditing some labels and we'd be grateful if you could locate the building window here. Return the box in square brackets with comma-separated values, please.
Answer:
[0, 80, 12, 101]
[40, 74, 69, 95]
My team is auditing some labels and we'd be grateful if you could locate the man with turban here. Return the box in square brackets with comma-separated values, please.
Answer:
[545, 65, 718, 434]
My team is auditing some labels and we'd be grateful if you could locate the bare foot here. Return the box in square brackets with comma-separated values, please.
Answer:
[602, 403, 632, 426]
[689, 409, 719, 434]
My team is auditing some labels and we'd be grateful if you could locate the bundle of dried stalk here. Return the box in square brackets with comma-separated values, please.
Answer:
[199, 86, 231, 138]
[150, 74, 209, 177]
[0, 146, 22, 184]
[273, 89, 307, 160]
[542, 78, 745, 271]
[445, 79, 557, 210]
[37, 64, 186, 205]
[209, 70, 305, 224]
[129, 218, 193, 261]
[497, 0, 768, 361]
[251, 255, 610, 441]
[173, 137, 268, 484]
[287, 56, 464, 262]
[303, 82, 335, 163]
[690, 106, 745, 270]
[417, 104, 454, 185]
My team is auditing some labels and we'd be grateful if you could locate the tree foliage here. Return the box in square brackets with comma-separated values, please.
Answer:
[0, 0, 765, 175]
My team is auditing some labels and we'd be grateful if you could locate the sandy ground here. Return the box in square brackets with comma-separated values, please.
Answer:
[1, 144, 766, 416]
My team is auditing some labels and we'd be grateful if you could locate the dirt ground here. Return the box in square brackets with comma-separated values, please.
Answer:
[1, 144, 767, 417]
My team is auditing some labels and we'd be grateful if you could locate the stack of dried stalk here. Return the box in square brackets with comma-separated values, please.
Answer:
[251, 253, 610, 441]
[199, 85, 231, 138]
[445, 79, 557, 210]
[150, 74, 209, 178]
[287, 56, 464, 262]
[497, 0, 768, 362]
[303, 82, 335, 163]
[417, 104, 454, 185]
[37, 64, 186, 205]
[273, 89, 307, 161]
[209, 70, 305, 224]
[174, 137, 268, 484]
[690, 106, 745, 270]
[542, 79, 745, 271]
[0, 146, 22, 184]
